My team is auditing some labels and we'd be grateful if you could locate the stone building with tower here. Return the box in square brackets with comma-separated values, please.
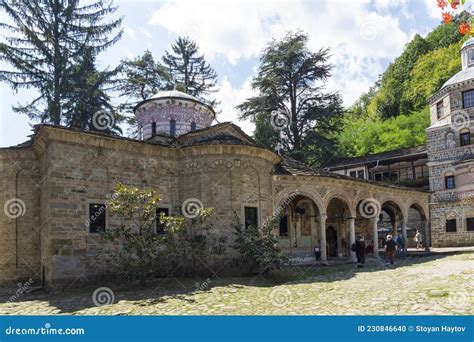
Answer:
[0, 40, 473, 287]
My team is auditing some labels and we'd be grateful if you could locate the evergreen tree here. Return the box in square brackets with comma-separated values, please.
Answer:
[119, 50, 172, 110]
[0, 0, 122, 125]
[162, 36, 218, 105]
[62, 48, 123, 134]
[237, 31, 343, 164]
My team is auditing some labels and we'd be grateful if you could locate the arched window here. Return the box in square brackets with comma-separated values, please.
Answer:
[445, 172, 455, 189]
[190, 121, 196, 131]
[170, 119, 176, 136]
[151, 122, 156, 136]
[460, 128, 471, 146]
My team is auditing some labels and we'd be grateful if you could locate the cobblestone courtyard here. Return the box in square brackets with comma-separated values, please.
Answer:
[1, 251, 473, 315]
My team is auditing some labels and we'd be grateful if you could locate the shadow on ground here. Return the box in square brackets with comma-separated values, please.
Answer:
[0, 250, 470, 314]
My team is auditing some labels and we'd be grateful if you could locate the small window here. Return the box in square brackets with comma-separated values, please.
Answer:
[467, 218, 474, 231]
[445, 175, 455, 189]
[349, 171, 357, 178]
[279, 215, 288, 237]
[462, 90, 474, 109]
[151, 122, 156, 136]
[244, 206, 258, 229]
[446, 219, 457, 232]
[190, 121, 196, 131]
[156, 207, 169, 234]
[469, 49, 474, 66]
[357, 170, 364, 179]
[436, 101, 444, 119]
[460, 130, 471, 146]
[170, 119, 176, 136]
[89, 203, 106, 233]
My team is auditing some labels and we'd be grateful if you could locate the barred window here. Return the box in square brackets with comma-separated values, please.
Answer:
[460, 129, 471, 146]
[462, 90, 474, 108]
[445, 175, 455, 189]
[151, 122, 156, 136]
[191, 121, 196, 131]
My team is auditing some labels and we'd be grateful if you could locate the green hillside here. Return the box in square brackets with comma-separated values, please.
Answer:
[337, 21, 465, 157]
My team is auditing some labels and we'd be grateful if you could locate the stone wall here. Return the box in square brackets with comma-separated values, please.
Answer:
[0, 147, 41, 285]
[427, 81, 474, 247]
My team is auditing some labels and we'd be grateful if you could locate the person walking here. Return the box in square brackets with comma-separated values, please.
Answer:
[397, 232, 405, 255]
[414, 230, 423, 249]
[385, 234, 397, 265]
[352, 235, 367, 268]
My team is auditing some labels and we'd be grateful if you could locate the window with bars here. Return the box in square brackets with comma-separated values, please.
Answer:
[462, 90, 474, 108]
[460, 130, 471, 146]
[445, 175, 455, 189]
[170, 119, 176, 136]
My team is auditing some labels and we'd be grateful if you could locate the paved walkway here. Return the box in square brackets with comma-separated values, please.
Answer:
[0, 250, 472, 315]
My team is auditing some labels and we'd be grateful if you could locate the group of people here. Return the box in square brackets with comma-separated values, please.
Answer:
[351, 230, 424, 268]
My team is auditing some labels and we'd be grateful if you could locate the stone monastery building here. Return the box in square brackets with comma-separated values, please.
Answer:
[1, 39, 473, 287]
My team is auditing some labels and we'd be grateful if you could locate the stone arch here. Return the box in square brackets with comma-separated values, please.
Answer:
[405, 199, 428, 221]
[275, 188, 324, 215]
[324, 191, 356, 218]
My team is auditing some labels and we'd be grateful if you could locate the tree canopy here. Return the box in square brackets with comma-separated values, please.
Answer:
[0, 0, 123, 125]
[237, 31, 343, 165]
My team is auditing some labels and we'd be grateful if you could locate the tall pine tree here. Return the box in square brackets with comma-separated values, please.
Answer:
[162, 37, 218, 105]
[237, 31, 343, 165]
[0, 0, 122, 125]
[62, 48, 123, 134]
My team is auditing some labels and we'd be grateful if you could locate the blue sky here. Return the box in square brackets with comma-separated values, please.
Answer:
[0, 0, 444, 147]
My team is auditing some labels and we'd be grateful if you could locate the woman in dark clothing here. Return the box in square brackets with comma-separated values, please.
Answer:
[354, 235, 367, 268]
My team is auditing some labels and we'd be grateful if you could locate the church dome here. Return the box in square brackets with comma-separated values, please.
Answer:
[442, 38, 474, 89]
[133, 90, 215, 140]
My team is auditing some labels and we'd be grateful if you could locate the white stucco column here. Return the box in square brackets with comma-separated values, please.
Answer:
[372, 217, 379, 258]
[348, 217, 356, 263]
[424, 220, 430, 253]
[319, 213, 328, 264]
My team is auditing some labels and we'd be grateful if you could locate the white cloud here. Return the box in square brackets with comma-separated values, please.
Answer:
[214, 76, 255, 135]
[424, 0, 440, 19]
[149, 0, 412, 109]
